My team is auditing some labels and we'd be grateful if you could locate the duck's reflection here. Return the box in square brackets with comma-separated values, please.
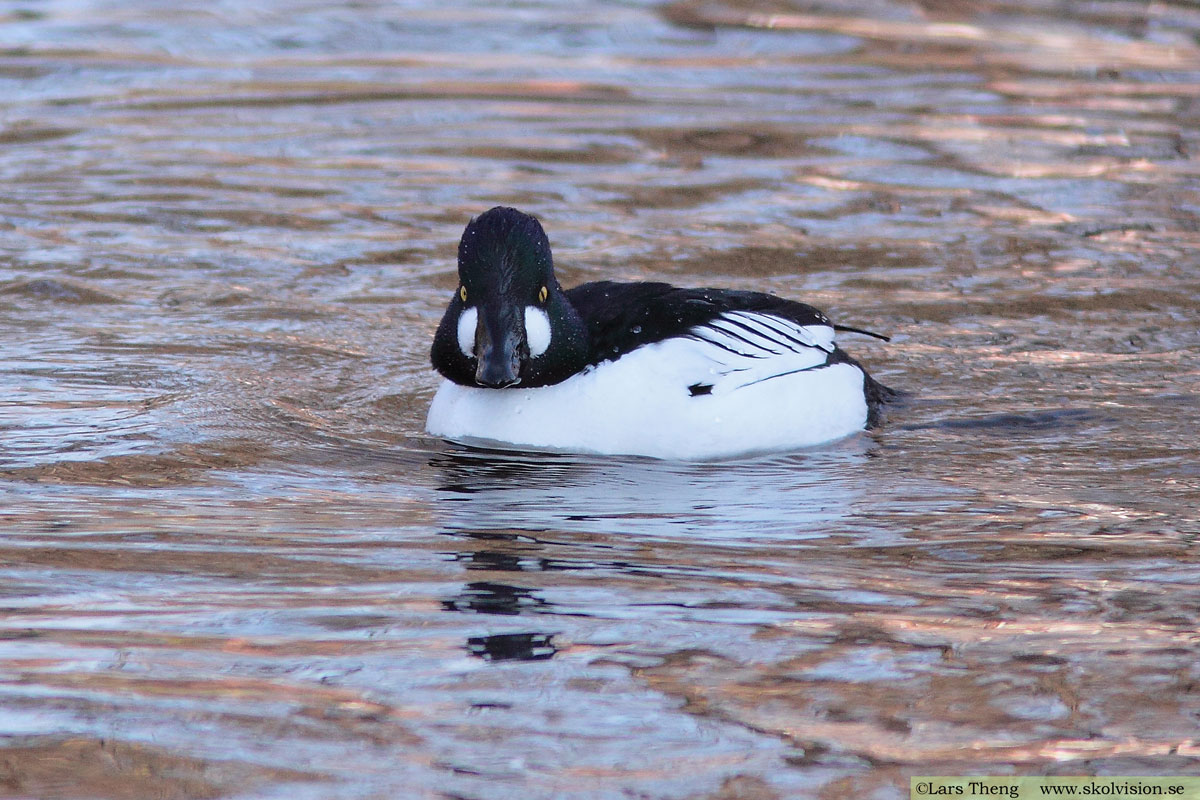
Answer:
[442, 581, 549, 616]
[467, 632, 557, 662]
[429, 438, 872, 541]
[452, 548, 591, 574]
[453, 550, 528, 573]
[442, 575, 560, 662]
[431, 441, 875, 662]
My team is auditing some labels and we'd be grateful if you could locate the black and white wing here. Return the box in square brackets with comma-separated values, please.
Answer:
[685, 310, 840, 394]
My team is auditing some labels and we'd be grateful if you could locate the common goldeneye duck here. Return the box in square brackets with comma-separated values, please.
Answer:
[427, 206, 895, 460]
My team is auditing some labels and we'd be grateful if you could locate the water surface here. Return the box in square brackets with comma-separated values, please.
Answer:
[2, 0, 1199, 797]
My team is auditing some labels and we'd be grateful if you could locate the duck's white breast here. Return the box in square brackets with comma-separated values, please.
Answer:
[425, 331, 869, 460]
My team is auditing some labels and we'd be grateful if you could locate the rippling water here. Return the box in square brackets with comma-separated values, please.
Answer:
[2, 0, 1199, 797]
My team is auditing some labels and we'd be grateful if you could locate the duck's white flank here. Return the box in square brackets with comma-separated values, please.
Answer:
[427, 312, 869, 460]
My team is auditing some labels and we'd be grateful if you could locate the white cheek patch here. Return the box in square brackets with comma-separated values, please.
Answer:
[525, 306, 551, 358]
[457, 307, 478, 358]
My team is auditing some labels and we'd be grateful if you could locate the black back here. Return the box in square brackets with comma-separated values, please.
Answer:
[565, 281, 832, 367]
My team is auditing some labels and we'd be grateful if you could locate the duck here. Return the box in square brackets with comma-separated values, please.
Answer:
[426, 206, 895, 460]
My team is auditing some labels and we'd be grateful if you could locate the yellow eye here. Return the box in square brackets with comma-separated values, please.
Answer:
[538, 285, 548, 303]
[459, 286, 467, 303]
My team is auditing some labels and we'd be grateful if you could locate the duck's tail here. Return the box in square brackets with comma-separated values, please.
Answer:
[864, 372, 905, 428]
[831, 325, 902, 428]
[834, 324, 890, 342]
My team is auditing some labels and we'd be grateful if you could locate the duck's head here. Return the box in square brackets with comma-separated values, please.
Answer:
[431, 207, 588, 389]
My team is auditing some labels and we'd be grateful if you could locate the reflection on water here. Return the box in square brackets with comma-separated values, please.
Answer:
[468, 632, 558, 662]
[3, 0, 1200, 797]
[431, 444, 871, 540]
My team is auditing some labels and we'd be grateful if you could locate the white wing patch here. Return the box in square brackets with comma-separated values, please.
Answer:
[687, 312, 835, 393]
[692, 311, 834, 356]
